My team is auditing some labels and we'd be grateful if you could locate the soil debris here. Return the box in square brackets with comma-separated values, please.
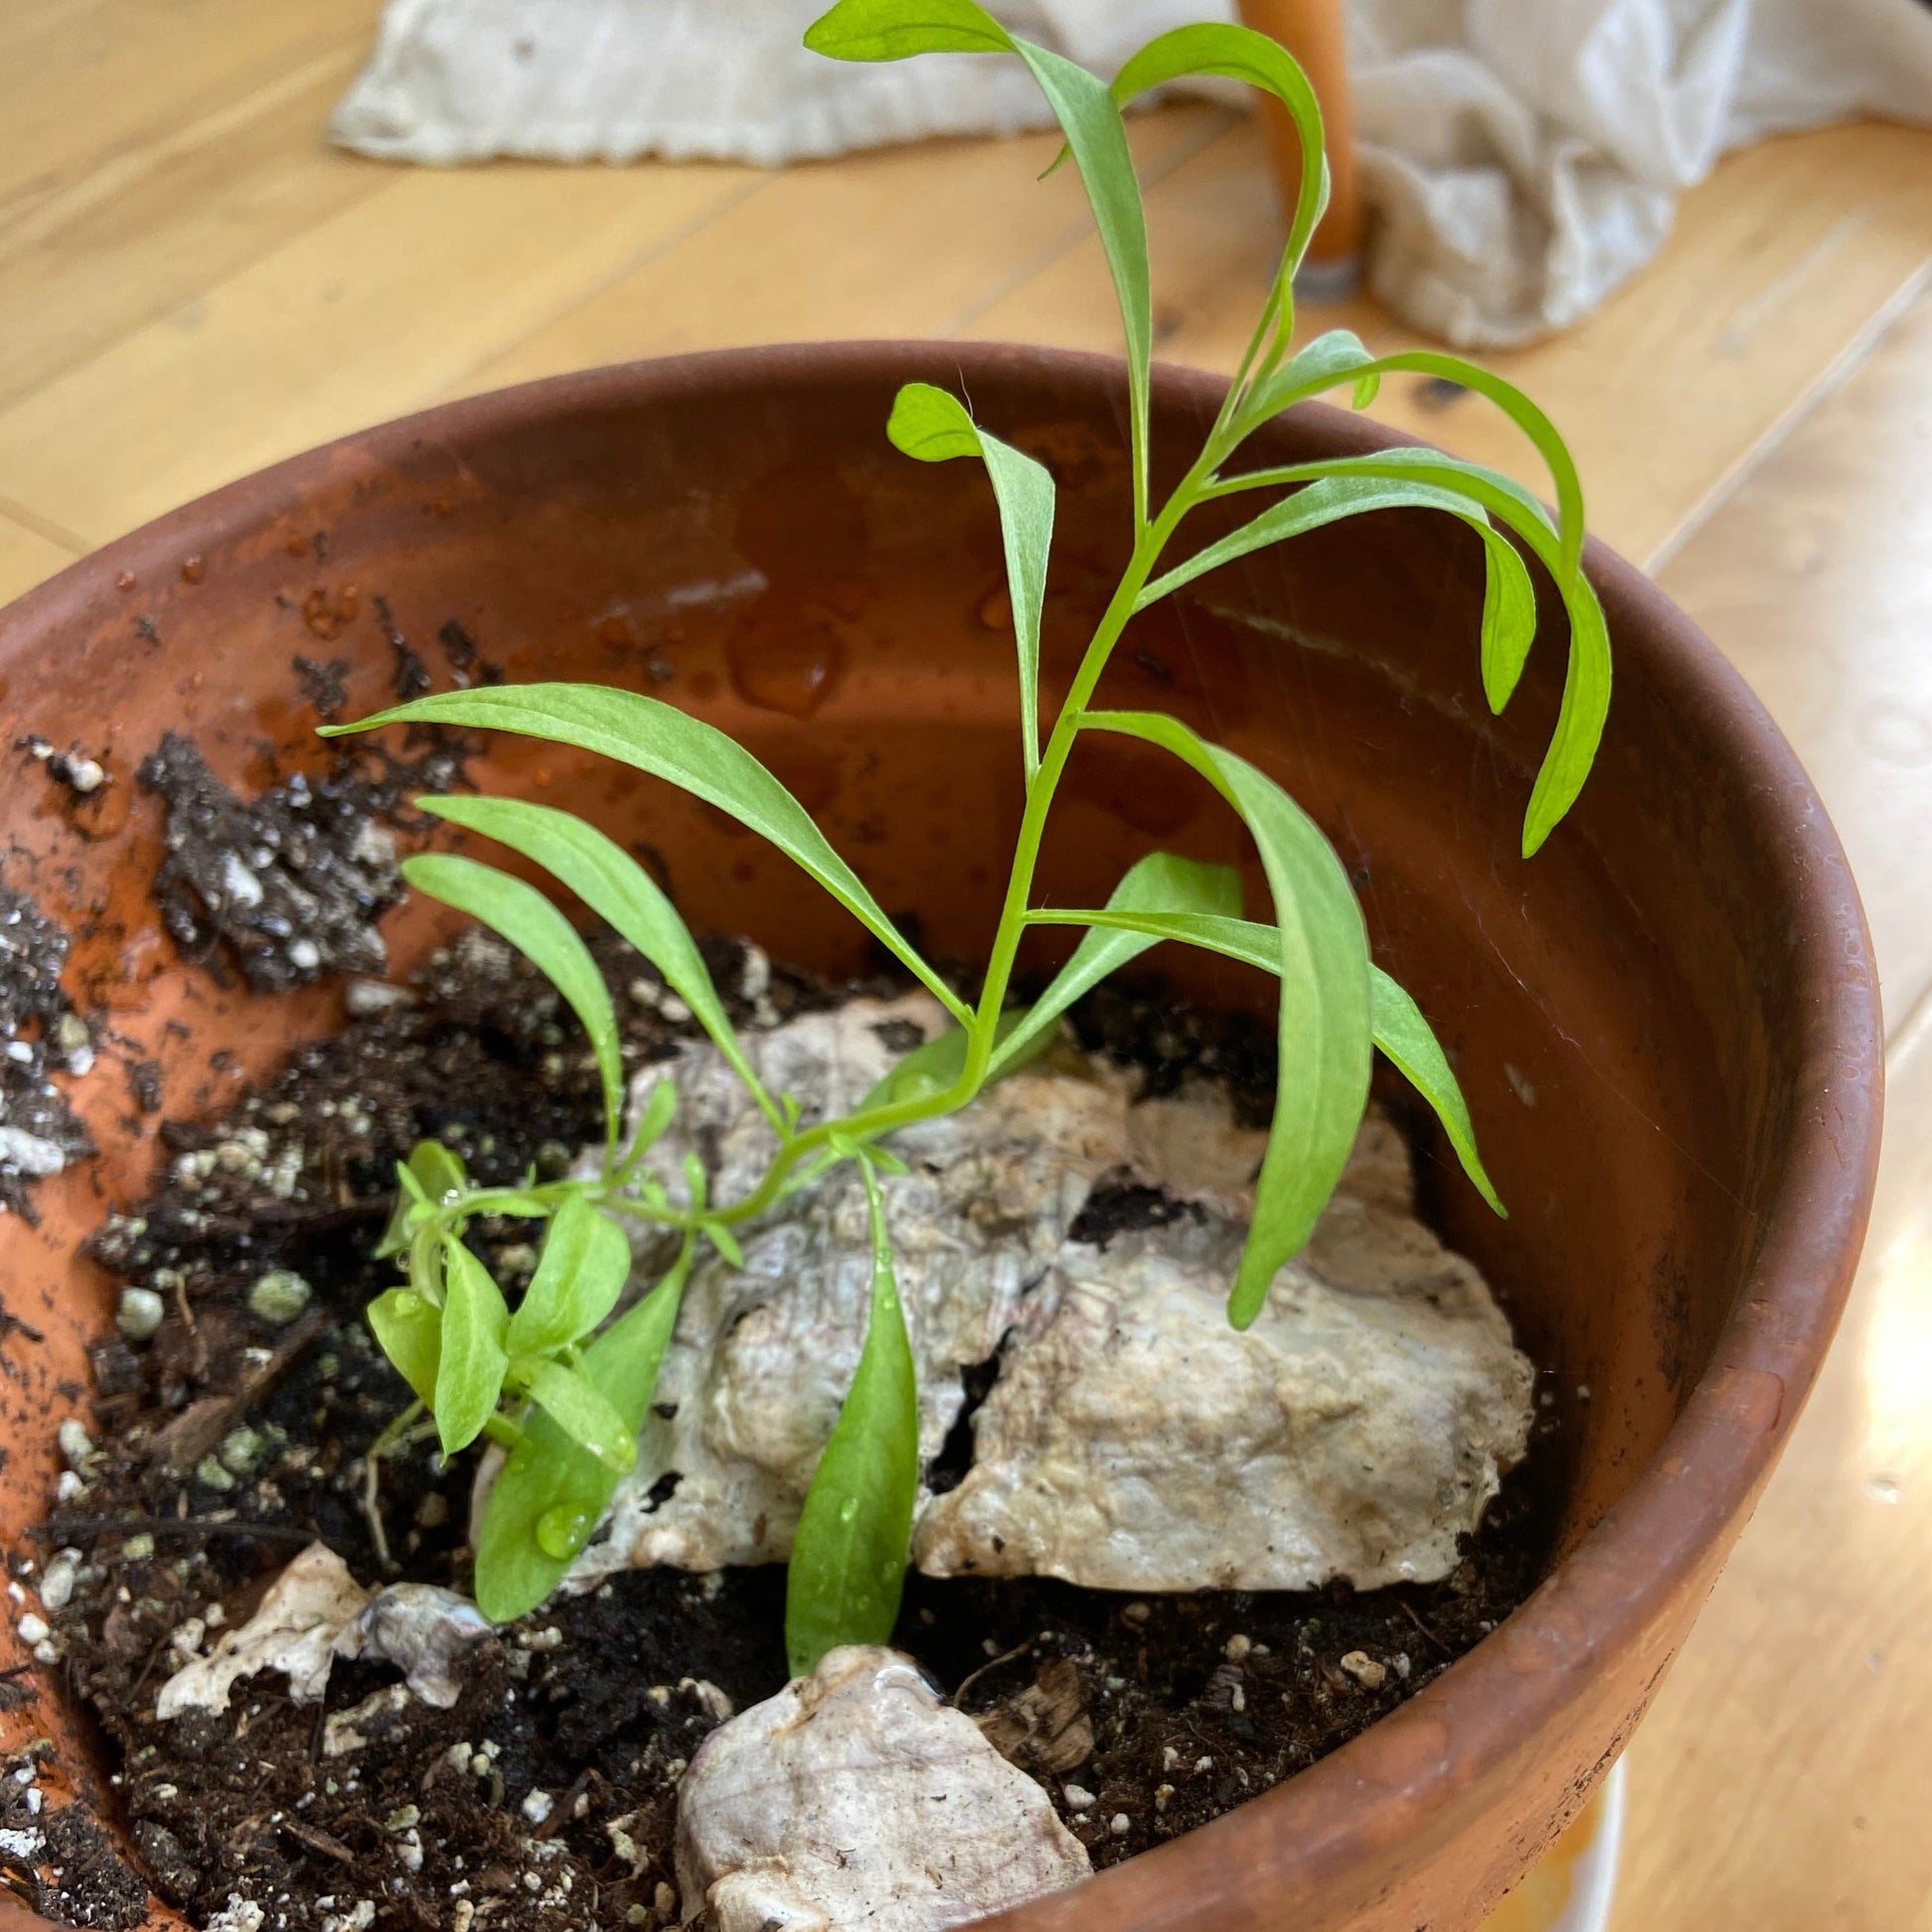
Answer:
[33, 929, 1558, 1929]
[137, 732, 469, 993]
[0, 866, 93, 1221]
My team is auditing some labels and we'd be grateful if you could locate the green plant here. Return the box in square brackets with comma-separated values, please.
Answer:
[325, 0, 1609, 1674]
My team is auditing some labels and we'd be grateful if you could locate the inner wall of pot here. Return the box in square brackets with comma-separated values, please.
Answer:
[0, 350, 1764, 1630]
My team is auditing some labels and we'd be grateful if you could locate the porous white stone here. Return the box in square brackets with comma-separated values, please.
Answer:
[568, 1003, 1531, 1596]
[338, 1582, 491, 1708]
[157, 1543, 369, 1717]
[578, 995, 1135, 1578]
[674, 1645, 1089, 1932]
[913, 1113, 1534, 1590]
[156, 1546, 490, 1716]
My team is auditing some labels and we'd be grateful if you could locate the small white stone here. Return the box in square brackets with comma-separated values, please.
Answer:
[1061, 1783, 1096, 1812]
[57, 1419, 93, 1467]
[288, 938, 322, 973]
[17, 1614, 49, 1644]
[247, 1268, 311, 1325]
[340, 1583, 490, 1708]
[0, 1126, 68, 1176]
[521, 1789, 554, 1825]
[1339, 1650, 1388, 1690]
[219, 852, 264, 909]
[38, 1551, 80, 1613]
[117, 1287, 166, 1341]
[345, 979, 413, 1017]
[1110, 1814, 1130, 1837]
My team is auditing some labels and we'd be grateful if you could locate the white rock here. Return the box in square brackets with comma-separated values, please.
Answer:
[675, 1645, 1089, 1932]
[205, 1897, 265, 1932]
[566, 1002, 1531, 1597]
[37, 1551, 80, 1614]
[157, 1544, 370, 1718]
[914, 1122, 1533, 1590]
[0, 1127, 69, 1177]
[158, 1547, 495, 1717]
[577, 996, 1134, 1578]
[339, 1583, 491, 1708]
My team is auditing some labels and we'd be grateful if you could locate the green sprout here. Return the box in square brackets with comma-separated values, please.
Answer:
[325, 0, 1611, 1672]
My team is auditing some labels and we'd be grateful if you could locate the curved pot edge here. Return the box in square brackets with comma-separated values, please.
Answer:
[0, 343, 1885, 1932]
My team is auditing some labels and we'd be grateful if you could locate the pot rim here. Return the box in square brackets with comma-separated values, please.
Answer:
[0, 341, 1884, 1929]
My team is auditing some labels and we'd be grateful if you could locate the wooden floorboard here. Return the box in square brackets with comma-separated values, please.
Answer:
[965, 114, 1932, 565]
[453, 105, 1232, 396]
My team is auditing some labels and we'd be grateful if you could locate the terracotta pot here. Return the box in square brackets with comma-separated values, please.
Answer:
[0, 344, 1880, 1932]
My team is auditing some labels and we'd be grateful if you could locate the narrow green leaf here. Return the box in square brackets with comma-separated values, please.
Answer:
[1024, 906, 1503, 1214]
[990, 851, 1242, 1074]
[1203, 448, 1608, 854]
[403, 851, 624, 1150]
[1080, 713, 1371, 1326]
[707, 1221, 746, 1269]
[1009, 42, 1152, 523]
[326, 686, 969, 1027]
[621, 1077, 678, 1173]
[1475, 522, 1539, 714]
[862, 1007, 1051, 1112]
[1139, 472, 1498, 611]
[377, 1140, 470, 1258]
[888, 382, 1055, 784]
[784, 1162, 920, 1676]
[419, 792, 781, 1129]
[367, 1287, 443, 1407]
[803, 0, 1015, 59]
[435, 1238, 510, 1456]
[1241, 347, 1587, 579]
[1262, 329, 1378, 407]
[507, 1193, 632, 1358]
[375, 1168, 423, 1261]
[1108, 24, 1327, 281]
[1364, 966, 1506, 1215]
[474, 1240, 696, 1622]
[523, 1358, 638, 1473]
[409, 1139, 468, 1201]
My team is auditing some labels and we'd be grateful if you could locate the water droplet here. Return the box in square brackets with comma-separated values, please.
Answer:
[725, 611, 846, 719]
[838, 1497, 860, 1524]
[536, 1506, 592, 1560]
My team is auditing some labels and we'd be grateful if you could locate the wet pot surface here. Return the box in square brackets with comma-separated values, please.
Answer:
[0, 344, 1881, 1932]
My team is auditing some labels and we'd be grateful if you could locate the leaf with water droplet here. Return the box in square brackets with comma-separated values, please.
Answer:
[536, 1505, 594, 1561]
[473, 1241, 696, 1623]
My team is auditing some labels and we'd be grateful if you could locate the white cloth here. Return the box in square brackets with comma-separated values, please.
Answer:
[330, 0, 1932, 346]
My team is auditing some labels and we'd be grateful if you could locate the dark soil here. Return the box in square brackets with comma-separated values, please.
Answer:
[138, 730, 472, 995]
[0, 866, 93, 1224]
[27, 897, 1560, 1929]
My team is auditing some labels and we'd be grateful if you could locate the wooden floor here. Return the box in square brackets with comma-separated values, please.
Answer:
[8, 4, 1932, 1925]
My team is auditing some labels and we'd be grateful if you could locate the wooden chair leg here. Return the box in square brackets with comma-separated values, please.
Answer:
[1235, 0, 1362, 289]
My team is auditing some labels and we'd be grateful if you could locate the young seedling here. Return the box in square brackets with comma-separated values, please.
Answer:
[326, 0, 1610, 1673]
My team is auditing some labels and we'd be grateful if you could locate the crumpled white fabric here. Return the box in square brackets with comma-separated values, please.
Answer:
[330, 0, 1932, 345]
